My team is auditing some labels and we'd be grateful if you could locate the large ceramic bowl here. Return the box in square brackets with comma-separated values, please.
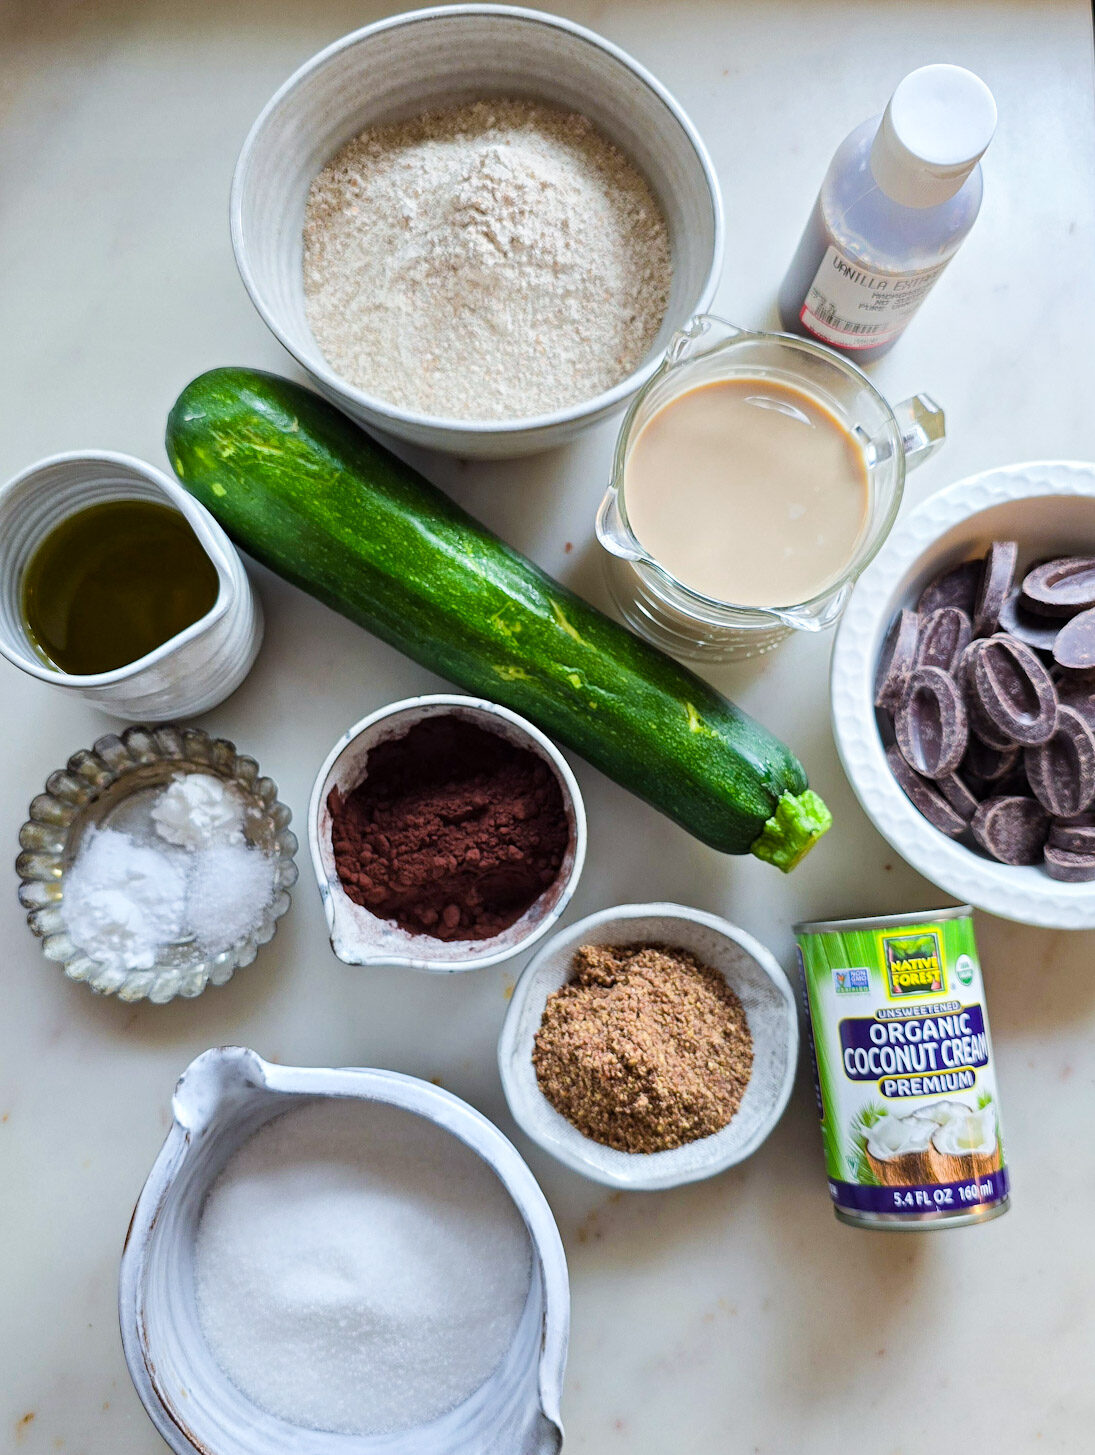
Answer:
[309, 695, 586, 972]
[231, 4, 723, 458]
[832, 460, 1095, 929]
[119, 1047, 568, 1455]
[498, 903, 799, 1190]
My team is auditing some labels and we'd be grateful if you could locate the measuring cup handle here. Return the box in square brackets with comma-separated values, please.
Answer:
[894, 393, 946, 471]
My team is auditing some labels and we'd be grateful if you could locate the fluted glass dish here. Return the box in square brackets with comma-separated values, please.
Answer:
[16, 725, 297, 1003]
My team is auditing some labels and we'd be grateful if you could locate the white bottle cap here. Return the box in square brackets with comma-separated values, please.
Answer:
[870, 64, 997, 208]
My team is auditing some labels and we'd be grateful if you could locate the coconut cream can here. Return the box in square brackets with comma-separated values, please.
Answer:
[794, 907, 1009, 1229]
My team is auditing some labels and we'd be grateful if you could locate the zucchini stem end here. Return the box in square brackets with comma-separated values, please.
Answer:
[750, 789, 833, 872]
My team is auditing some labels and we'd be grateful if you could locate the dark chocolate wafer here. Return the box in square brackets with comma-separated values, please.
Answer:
[971, 634, 1058, 746]
[1021, 557, 1095, 618]
[886, 745, 967, 837]
[972, 541, 1017, 638]
[916, 607, 972, 674]
[1049, 813, 1095, 853]
[935, 773, 980, 821]
[917, 560, 980, 617]
[894, 667, 968, 778]
[1024, 705, 1095, 818]
[1044, 843, 1095, 882]
[971, 795, 1050, 865]
[1052, 607, 1095, 674]
[874, 608, 920, 711]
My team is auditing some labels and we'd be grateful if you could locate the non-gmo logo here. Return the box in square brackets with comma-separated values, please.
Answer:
[882, 930, 945, 997]
[833, 967, 870, 994]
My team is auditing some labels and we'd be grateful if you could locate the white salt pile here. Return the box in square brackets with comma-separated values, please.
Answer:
[185, 841, 276, 954]
[194, 1099, 532, 1435]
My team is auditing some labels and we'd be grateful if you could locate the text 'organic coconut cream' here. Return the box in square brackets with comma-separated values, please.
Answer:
[794, 906, 1009, 1229]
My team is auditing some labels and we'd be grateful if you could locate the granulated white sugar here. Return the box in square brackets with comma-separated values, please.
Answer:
[185, 841, 275, 955]
[302, 98, 673, 421]
[193, 1098, 532, 1435]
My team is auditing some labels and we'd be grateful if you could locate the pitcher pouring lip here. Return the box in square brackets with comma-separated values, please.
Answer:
[0, 450, 262, 718]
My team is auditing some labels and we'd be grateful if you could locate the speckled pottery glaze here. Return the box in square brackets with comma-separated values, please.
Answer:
[498, 903, 799, 1191]
[231, 4, 723, 457]
[0, 451, 262, 719]
[119, 1047, 569, 1455]
[16, 724, 297, 1002]
[832, 460, 1095, 929]
[309, 695, 586, 972]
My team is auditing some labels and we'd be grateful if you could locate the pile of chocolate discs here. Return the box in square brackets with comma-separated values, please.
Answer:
[875, 544, 1095, 881]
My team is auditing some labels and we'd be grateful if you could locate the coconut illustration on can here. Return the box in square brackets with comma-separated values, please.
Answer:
[862, 1111, 936, 1186]
[927, 1103, 1002, 1184]
[795, 906, 1009, 1230]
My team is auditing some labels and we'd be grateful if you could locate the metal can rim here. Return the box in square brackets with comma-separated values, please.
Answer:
[793, 905, 973, 936]
[833, 1196, 1009, 1231]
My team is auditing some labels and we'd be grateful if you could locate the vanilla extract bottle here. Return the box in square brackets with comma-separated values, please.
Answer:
[778, 64, 997, 361]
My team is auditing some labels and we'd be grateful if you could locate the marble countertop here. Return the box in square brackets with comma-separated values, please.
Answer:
[3, 1, 1095, 1450]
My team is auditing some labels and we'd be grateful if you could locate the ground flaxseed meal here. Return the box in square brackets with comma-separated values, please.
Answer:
[531, 942, 754, 1154]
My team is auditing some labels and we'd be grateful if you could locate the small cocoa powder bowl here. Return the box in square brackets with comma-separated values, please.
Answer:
[308, 695, 587, 972]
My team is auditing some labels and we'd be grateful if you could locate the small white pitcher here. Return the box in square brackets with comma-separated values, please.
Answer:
[119, 1047, 569, 1455]
[0, 450, 262, 719]
[310, 695, 587, 974]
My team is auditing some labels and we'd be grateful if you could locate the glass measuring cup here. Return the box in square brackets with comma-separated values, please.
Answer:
[595, 316, 945, 661]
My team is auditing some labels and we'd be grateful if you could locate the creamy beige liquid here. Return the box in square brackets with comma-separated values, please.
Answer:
[623, 377, 870, 608]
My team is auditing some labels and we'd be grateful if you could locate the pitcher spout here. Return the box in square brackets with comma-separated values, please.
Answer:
[595, 485, 644, 562]
[171, 1046, 269, 1133]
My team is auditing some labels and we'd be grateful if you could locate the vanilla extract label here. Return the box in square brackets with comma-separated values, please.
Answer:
[799, 245, 949, 350]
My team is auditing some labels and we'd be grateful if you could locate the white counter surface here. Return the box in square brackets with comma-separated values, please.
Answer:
[4, 1, 1095, 1450]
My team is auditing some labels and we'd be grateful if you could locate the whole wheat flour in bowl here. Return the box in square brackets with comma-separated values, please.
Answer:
[302, 98, 673, 422]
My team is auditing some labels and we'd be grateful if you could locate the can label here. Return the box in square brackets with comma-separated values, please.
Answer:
[795, 911, 1008, 1222]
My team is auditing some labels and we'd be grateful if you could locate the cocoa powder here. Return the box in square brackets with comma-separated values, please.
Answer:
[328, 715, 569, 941]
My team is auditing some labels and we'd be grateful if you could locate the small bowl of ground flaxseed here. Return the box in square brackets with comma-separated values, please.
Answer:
[498, 903, 798, 1191]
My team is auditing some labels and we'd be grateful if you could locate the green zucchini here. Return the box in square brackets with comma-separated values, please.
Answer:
[166, 369, 831, 869]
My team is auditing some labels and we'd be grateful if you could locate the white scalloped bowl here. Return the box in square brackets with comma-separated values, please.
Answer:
[17, 725, 298, 1002]
[831, 460, 1095, 930]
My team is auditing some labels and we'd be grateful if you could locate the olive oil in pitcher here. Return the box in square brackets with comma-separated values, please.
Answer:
[21, 499, 220, 674]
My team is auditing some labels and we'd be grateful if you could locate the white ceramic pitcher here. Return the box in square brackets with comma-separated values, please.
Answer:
[119, 1047, 569, 1455]
[0, 450, 262, 719]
